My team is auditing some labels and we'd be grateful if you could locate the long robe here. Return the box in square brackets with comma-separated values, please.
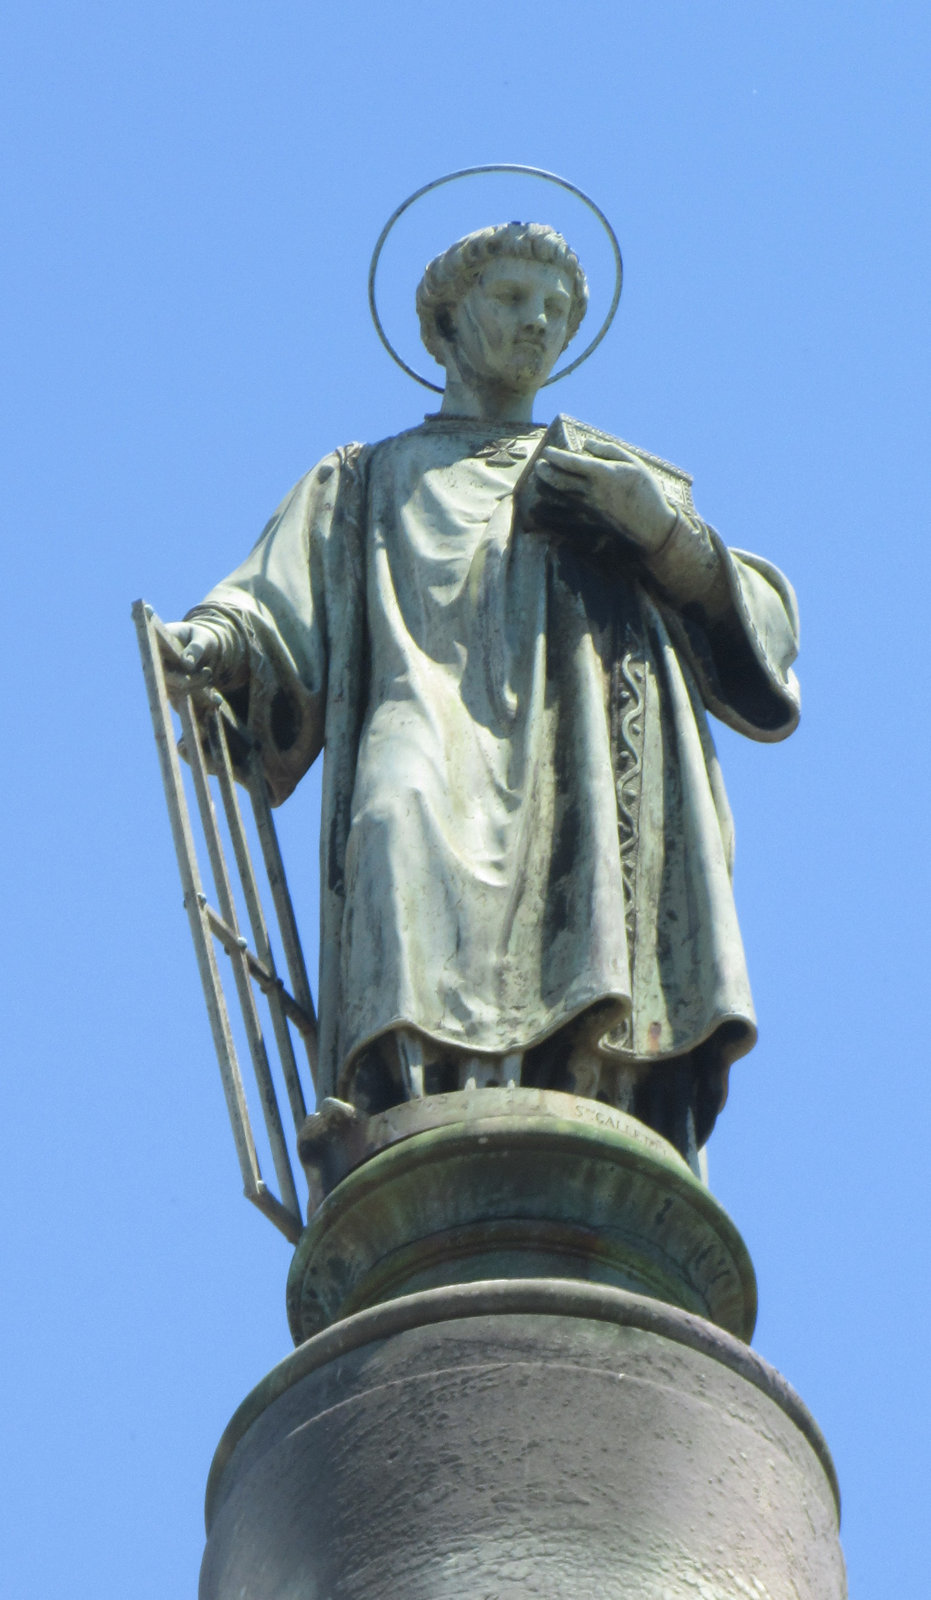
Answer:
[191, 416, 799, 1121]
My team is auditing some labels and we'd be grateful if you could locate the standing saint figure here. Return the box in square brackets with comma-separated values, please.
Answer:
[163, 222, 799, 1169]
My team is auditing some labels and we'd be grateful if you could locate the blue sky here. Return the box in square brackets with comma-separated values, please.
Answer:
[3, 3, 929, 1593]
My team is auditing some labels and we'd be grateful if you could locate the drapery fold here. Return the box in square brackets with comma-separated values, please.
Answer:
[190, 419, 799, 1109]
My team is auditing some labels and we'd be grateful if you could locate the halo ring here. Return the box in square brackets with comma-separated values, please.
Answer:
[368, 164, 623, 394]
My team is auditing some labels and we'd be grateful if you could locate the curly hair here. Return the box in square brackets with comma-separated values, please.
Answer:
[415, 221, 588, 365]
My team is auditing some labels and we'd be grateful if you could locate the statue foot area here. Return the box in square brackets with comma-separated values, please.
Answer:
[291, 1087, 756, 1344]
[345, 1027, 709, 1172]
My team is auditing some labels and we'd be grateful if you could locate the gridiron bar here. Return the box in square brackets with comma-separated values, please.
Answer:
[177, 691, 302, 1224]
[203, 906, 315, 1039]
[207, 711, 309, 1132]
[248, 764, 320, 1088]
[133, 600, 315, 1244]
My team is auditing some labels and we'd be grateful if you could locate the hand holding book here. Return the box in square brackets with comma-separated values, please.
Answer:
[514, 415, 694, 562]
[535, 435, 677, 555]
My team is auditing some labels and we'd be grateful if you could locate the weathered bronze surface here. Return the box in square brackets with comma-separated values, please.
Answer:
[158, 219, 799, 1169]
[289, 1087, 757, 1343]
[141, 204, 842, 1598]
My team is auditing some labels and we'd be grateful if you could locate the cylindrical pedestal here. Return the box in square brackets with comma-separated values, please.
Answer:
[289, 1090, 757, 1342]
[201, 1281, 846, 1599]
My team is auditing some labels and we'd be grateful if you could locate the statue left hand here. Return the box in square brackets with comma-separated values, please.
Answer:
[535, 437, 676, 554]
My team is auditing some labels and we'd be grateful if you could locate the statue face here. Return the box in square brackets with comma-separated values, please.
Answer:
[448, 256, 573, 396]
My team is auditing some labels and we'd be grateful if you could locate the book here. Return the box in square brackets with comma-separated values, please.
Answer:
[515, 414, 696, 550]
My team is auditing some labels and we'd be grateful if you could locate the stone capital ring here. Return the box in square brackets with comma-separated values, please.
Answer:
[368, 164, 623, 394]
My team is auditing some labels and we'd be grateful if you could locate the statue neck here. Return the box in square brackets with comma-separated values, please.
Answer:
[439, 372, 539, 426]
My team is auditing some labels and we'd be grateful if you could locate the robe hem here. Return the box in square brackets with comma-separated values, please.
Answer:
[338, 999, 757, 1083]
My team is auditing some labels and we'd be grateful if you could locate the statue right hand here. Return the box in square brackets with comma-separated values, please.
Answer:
[159, 620, 221, 677]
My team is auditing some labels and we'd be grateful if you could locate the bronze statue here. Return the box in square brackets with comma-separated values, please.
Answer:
[161, 220, 799, 1171]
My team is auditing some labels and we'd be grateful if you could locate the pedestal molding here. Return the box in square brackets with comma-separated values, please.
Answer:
[288, 1093, 758, 1342]
[206, 1277, 839, 1530]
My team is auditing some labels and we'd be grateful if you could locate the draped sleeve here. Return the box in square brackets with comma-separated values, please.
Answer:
[647, 515, 800, 741]
[186, 443, 370, 805]
[184, 442, 371, 1097]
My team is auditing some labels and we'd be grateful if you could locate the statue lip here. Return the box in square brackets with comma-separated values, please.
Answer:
[512, 338, 548, 362]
